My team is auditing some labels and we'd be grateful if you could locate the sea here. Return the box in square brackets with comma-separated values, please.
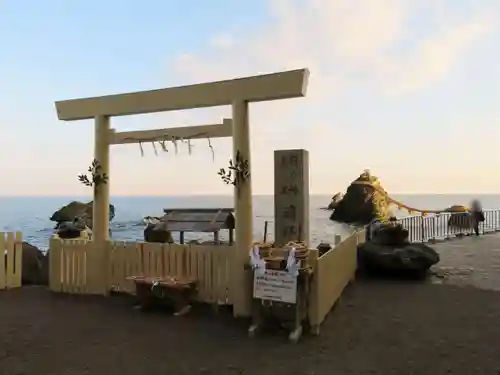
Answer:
[1, 194, 499, 251]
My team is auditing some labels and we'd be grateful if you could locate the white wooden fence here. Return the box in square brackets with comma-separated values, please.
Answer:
[0, 232, 23, 290]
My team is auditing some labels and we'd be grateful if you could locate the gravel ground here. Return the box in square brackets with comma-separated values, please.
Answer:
[1, 280, 500, 375]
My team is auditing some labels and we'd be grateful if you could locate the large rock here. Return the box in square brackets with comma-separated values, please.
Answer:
[358, 242, 439, 276]
[55, 220, 92, 239]
[327, 192, 343, 210]
[144, 223, 174, 243]
[358, 220, 439, 277]
[20, 242, 48, 285]
[50, 201, 115, 229]
[371, 221, 409, 247]
[330, 170, 391, 225]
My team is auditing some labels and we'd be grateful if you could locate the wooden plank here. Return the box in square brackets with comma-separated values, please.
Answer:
[213, 246, 224, 304]
[110, 120, 233, 145]
[204, 246, 213, 303]
[5, 232, 15, 288]
[124, 242, 139, 294]
[61, 240, 70, 293]
[168, 244, 177, 276]
[75, 241, 84, 293]
[0, 233, 5, 290]
[110, 241, 123, 291]
[49, 237, 62, 292]
[224, 245, 235, 304]
[175, 245, 184, 279]
[13, 232, 23, 288]
[154, 243, 164, 277]
[142, 243, 151, 276]
[187, 245, 198, 284]
[82, 242, 88, 293]
[55, 69, 309, 120]
[307, 249, 320, 334]
[310, 233, 358, 328]
[69, 240, 78, 293]
[108, 242, 116, 290]
[196, 247, 206, 301]
[162, 243, 170, 276]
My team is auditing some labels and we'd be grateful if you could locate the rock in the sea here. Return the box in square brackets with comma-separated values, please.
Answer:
[20, 242, 48, 285]
[55, 220, 92, 239]
[330, 170, 391, 225]
[327, 192, 343, 210]
[50, 200, 115, 229]
[144, 223, 174, 243]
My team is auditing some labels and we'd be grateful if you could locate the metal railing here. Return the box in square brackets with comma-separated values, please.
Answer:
[396, 209, 500, 243]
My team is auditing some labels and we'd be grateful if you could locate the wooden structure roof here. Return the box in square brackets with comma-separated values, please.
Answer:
[159, 208, 235, 233]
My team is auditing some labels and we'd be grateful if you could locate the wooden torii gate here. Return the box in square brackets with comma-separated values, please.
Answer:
[54, 68, 310, 316]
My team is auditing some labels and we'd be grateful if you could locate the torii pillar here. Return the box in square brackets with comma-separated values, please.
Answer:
[93, 115, 111, 294]
[231, 101, 253, 315]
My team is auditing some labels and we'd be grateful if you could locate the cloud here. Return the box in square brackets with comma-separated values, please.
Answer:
[166, 0, 496, 150]
[128, 0, 497, 195]
[171, 0, 495, 95]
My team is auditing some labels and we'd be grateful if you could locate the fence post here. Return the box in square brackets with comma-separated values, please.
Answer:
[49, 236, 62, 292]
[432, 216, 437, 243]
[420, 215, 425, 242]
[334, 234, 342, 246]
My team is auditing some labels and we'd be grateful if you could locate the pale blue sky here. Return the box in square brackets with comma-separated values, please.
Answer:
[1, 0, 499, 196]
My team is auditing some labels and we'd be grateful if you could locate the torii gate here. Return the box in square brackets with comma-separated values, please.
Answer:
[54, 68, 310, 316]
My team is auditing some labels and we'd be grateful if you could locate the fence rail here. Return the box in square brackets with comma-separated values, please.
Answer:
[396, 209, 500, 243]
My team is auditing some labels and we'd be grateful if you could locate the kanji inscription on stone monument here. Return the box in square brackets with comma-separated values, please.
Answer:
[274, 149, 310, 247]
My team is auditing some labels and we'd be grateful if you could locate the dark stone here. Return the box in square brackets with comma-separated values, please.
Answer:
[327, 193, 343, 210]
[144, 223, 174, 243]
[316, 242, 332, 256]
[371, 222, 409, 247]
[357, 242, 439, 277]
[330, 170, 391, 225]
[20, 242, 48, 285]
[55, 221, 86, 239]
[50, 200, 115, 229]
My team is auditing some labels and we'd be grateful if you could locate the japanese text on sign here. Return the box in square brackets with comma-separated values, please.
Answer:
[253, 269, 298, 304]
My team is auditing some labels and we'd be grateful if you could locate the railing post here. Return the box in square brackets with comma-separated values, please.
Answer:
[420, 215, 424, 242]
[431, 215, 437, 243]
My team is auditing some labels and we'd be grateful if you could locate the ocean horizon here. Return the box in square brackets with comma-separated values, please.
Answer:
[1, 194, 499, 250]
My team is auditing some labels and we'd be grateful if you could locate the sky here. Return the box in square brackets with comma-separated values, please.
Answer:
[1, 0, 499, 196]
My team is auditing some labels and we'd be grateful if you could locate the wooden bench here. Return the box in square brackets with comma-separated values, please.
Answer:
[126, 275, 197, 316]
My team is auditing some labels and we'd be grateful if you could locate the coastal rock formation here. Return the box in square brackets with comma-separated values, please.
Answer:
[20, 242, 49, 285]
[358, 221, 439, 277]
[327, 192, 343, 210]
[330, 170, 390, 225]
[55, 219, 92, 239]
[50, 200, 115, 229]
[144, 223, 174, 243]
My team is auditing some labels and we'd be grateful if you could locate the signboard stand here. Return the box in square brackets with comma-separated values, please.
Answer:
[247, 148, 312, 344]
[248, 267, 312, 343]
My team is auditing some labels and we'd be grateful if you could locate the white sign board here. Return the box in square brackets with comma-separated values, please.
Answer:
[253, 269, 298, 304]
